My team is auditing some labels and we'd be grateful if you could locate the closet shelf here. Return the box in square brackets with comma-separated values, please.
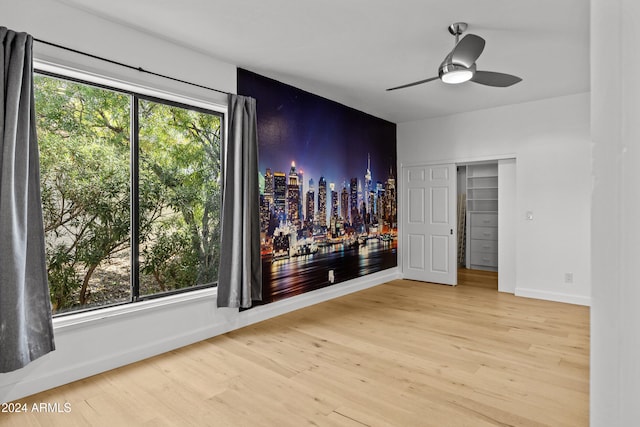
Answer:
[465, 162, 498, 272]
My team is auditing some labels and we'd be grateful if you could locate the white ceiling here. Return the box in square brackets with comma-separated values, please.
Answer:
[57, 0, 590, 124]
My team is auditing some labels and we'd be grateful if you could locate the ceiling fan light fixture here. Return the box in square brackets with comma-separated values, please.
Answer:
[442, 69, 473, 84]
[439, 62, 475, 84]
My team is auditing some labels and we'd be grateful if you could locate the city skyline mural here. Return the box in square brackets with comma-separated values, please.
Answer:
[237, 68, 397, 304]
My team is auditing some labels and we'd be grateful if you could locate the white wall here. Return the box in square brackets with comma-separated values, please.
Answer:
[590, 0, 640, 425]
[398, 93, 591, 305]
[3, 0, 236, 102]
[0, 0, 401, 403]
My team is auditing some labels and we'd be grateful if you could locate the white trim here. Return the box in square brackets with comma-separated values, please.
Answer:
[515, 287, 591, 306]
[34, 59, 227, 114]
[53, 287, 217, 331]
[400, 153, 517, 169]
[497, 158, 517, 294]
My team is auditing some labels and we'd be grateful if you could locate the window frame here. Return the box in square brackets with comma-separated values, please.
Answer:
[34, 66, 226, 318]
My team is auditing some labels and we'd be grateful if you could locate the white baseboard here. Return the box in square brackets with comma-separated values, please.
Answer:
[515, 287, 591, 306]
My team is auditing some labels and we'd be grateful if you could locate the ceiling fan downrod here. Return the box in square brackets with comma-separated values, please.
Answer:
[448, 22, 467, 44]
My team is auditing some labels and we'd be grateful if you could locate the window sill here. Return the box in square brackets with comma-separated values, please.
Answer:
[52, 287, 217, 332]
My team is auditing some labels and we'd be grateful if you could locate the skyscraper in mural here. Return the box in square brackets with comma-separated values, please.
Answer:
[376, 181, 384, 222]
[340, 183, 349, 222]
[306, 178, 315, 229]
[264, 168, 274, 206]
[364, 153, 372, 224]
[330, 182, 338, 220]
[297, 168, 304, 224]
[318, 176, 327, 227]
[349, 177, 359, 227]
[273, 171, 286, 223]
[384, 166, 397, 227]
[287, 162, 300, 227]
[261, 168, 274, 233]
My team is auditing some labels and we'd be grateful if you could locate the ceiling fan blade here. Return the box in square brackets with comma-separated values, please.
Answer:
[451, 34, 485, 68]
[386, 76, 439, 91]
[471, 70, 522, 87]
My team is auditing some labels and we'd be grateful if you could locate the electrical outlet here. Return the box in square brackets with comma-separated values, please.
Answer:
[564, 272, 573, 284]
[328, 270, 335, 283]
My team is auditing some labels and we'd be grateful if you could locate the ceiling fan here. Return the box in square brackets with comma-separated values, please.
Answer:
[386, 22, 522, 91]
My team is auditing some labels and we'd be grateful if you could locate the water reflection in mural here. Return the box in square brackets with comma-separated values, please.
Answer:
[238, 69, 397, 304]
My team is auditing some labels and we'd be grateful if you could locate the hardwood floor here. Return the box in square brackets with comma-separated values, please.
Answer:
[457, 267, 498, 289]
[3, 280, 589, 427]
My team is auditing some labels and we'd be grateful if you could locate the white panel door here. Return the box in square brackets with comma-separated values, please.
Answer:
[402, 164, 457, 285]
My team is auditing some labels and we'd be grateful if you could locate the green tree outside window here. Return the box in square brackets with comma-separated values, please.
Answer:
[35, 74, 221, 314]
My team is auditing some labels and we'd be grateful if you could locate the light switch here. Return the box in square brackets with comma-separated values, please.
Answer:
[526, 211, 534, 220]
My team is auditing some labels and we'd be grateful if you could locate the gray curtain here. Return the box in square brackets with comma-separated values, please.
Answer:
[0, 27, 55, 372]
[217, 94, 262, 308]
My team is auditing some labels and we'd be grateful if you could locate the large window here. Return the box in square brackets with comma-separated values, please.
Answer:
[35, 72, 223, 315]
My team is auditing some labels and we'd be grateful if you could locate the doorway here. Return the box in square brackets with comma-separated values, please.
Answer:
[457, 161, 498, 289]
[401, 158, 515, 293]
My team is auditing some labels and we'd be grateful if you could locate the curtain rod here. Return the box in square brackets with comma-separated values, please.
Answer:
[33, 38, 231, 97]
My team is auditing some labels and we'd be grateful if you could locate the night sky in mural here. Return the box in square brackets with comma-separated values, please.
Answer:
[238, 68, 397, 304]
[239, 69, 395, 194]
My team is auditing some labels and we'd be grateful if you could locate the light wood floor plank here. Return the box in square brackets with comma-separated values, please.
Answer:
[2, 278, 589, 426]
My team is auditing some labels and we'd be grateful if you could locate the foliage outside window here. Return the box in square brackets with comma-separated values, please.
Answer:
[35, 73, 222, 315]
